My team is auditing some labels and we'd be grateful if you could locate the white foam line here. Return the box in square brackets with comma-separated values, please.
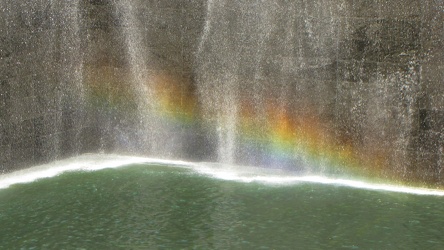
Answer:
[194, 166, 444, 196]
[1, 154, 443, 196]
[0, 154, 196, 190]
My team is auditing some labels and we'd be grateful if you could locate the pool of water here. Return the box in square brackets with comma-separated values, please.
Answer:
[0, 156, 443, 249]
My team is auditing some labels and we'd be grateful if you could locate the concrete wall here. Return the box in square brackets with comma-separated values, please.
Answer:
[414, 0, 444, 182]
[334, 0, 444, 183]
[0, 0, 208, 172]
[0, 1, 89, 171]
[0, 0, 442, 184]
[80, 0, 207, 159]
[191, 0, 443, 182]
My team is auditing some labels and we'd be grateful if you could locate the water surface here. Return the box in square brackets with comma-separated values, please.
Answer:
[0, 163, 443, 249]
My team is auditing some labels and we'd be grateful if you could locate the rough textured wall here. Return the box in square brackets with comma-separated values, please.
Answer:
[414, 0, 444, 182]
[193, 0, 443, 183]
[0, 0, 442, 185]
[0, 1, 88, 171]
[81, 0, 207, 159]
[335, 0, 443, 183]
[0, 0, 207, 172]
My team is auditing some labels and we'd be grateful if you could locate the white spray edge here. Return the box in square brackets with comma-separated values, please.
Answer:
[0, 154, 196, 190]
[0, 154, 443, 196]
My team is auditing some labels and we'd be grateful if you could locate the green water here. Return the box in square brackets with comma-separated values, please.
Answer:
[0, 164, 443, 249]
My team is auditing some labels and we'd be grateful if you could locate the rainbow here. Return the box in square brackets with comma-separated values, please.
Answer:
[85, 68, 440, 189]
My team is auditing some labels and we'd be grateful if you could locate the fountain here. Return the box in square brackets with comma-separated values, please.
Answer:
[0, 0, 443, 182]
[3, 0, 441, 184]
[1, 0, 444, 248]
